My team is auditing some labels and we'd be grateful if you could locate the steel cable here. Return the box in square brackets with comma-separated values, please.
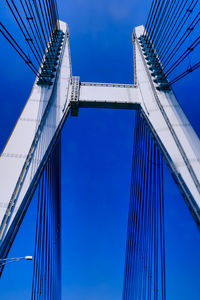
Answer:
[122, 111, 166, 300]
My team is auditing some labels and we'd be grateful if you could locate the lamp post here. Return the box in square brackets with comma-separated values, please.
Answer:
[0, 256, 33, 267]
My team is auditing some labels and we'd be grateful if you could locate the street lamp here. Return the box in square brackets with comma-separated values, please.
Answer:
[0, 256, 33, 267]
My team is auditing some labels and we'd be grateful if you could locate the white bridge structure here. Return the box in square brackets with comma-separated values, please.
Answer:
[0, 20, 200, 260]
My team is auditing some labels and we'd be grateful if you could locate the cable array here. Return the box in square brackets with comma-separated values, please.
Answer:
[143, 0, 200, 85]
[123, 111, 166, 300]
[31, 137, 61, 300]
[1, 0, 59, 76]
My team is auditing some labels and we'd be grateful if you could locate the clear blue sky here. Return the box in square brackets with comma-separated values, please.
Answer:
[0, 1, 200, 299]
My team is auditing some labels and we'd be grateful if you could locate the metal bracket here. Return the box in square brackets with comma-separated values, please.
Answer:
[70, 76, 80, 116]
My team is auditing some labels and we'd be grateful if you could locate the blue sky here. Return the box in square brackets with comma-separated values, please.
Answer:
[0, 1, 200, 299]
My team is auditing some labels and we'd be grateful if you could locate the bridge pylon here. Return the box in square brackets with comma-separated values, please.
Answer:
[0, 21, 200, 269]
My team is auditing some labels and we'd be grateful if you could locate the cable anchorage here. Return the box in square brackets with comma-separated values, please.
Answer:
[138, 34, 170, 91]
[37, 29, 65, 86]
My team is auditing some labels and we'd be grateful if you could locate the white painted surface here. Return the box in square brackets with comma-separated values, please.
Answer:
[79, 82, 139, 107]
[0, 21, 72, 245]
[134, 25, 200, 220]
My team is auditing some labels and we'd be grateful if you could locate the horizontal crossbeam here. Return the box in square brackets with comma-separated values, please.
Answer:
[79, 82, 140, 109]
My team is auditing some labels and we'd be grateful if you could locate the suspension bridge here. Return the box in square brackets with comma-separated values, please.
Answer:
[0, 0, 200, 299]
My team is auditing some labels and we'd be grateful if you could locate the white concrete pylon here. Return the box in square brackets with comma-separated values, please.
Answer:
[0, 22, 200, 260]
